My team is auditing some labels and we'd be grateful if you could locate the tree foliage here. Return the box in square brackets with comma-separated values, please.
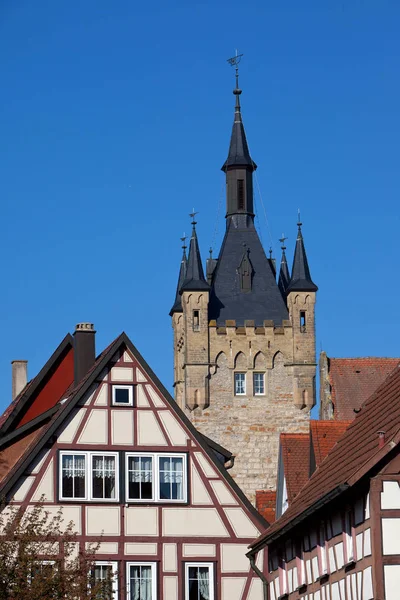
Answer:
[0, 500, 114, 600]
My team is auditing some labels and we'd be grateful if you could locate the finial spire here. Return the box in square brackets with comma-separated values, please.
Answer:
[278, 234, 290, 297]
[181, 213, 209, 292]
[227, 50, 243, 112]
[169, 235, 189, 316]
[297, 209, 302, 229]
[189, 209, 198, 228]
[287, 218, 318, 293]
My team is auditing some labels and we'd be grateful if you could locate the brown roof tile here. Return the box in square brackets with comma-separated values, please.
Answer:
[330, 357, 399, 420]
[250, 363, 400, 549]
[281, 433, 310, 503]
[310, 420, 351, 467]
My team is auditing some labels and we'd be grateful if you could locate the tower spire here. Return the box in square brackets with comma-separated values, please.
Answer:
[181, 213, 209, 292]
[287, 217, 318, 293]
[278, 235, 290, 297]
[169, 235, 188, 315]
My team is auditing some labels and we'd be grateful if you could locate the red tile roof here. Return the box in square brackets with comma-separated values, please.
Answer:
[280, 433, 310, 503]
[330, 357, 399, 420]
[256, 490, 276, 524]
[310, 420, 351, 468]
[250, 363, 400, 550]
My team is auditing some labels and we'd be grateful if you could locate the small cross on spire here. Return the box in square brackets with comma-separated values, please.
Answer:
[180, 234, 187, 251]
[297, 209, 302, 228]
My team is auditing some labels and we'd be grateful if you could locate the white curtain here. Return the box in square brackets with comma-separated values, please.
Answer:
[62, 455, 85, 477]
[130, 566, 152, 600]
[93, 456, 115, 478]
[198, 568, 210, 600]
[159, 457, 183, 498]
[129, 457, 153, 482]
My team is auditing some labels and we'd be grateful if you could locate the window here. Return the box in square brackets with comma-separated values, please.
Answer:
[112, 385, 133, 406]
[92, 455, 117, 499]
[127, 563, 156, 600]
[253, 372, 265, 395]
[237, 179, 245, 210]
[59, 452, 119, 501]
[300, 311, 306, 333]
[234, 373, 246, 395]
[61, 454, 86, 499]
[193, 310, 200, 331]
[127, 455, 153, 500]
[91, 562, 118, 599]
[126, 453, 187, 503]
[344, 510, 354, 563]
[185, 563, 214, 600]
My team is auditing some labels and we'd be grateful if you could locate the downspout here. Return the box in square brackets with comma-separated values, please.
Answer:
[248, 551, 268, 600]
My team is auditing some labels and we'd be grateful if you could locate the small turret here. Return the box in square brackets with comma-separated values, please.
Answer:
[181, 214, 209, 292]
[287, 220, 317, 293]
[169, 237, 188, 316]
[278, 235, 290, 298]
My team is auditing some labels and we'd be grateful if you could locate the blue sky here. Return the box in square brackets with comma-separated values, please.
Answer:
[0, 1, 399, 413]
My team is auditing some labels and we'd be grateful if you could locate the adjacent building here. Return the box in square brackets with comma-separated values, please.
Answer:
[248, 362, 400, 600]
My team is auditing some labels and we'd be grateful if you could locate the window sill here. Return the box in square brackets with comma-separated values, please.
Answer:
[316, 573, 329, 583]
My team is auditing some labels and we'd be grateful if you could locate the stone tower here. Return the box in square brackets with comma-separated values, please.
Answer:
[170, 73, 318, 504]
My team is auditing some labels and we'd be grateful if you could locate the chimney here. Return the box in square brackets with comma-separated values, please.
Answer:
[73, 323, 96, 386]
[11, 360, 28, 400]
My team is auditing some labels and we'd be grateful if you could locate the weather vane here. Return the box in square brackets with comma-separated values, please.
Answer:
[227, 49, 243, 90]
[180, 234, 187, 249]
[279, 234, 288, 250]
[189, 209, 198, 226]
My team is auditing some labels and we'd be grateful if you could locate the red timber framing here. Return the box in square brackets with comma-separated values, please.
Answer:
[0, 332, 268, 600]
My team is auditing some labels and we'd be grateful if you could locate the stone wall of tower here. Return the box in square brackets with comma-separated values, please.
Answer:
[180, 319, 314, 505]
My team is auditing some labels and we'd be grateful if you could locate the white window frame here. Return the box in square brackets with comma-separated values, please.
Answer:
[253, 372, 265, 395]
[59, 451, 119, 502]
[112, 385, 133, 406]
[234, 372, 246, 395]
[125, 452, 187, 503]
[126, 562, 156, 600]
[92, 561, 118, 599]
[29, 560, 56, 583]
[185, 562, 214, 600]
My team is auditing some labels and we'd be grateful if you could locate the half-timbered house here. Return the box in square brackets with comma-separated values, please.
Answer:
[0, 323, 268, 600]
[248, 362, 400, 600]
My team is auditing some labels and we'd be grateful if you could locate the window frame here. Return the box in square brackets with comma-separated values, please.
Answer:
[91, 561, 118, 599]
[112, 384, 134, 406]
[253, 372, 265, 396]
[126, 562, 157, 600]
[184, 562, 215, 600]
[59, 451, 120, 502]
[234, 372, 246, 396]
[125, 452, 187, 504]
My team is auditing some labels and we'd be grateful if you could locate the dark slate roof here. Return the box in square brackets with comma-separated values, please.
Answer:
[169, 247, 187, 315]
[209, 215, 289, 325]
[222, 92, 257, 172]
[278, 248, 290, 298]
[181, 225, 209, 292]
[287, 224, 318, 293]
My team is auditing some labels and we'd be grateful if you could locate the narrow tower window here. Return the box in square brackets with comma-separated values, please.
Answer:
[237, 179, 245, 210]
[193, 310, 200, 331]
[300, 311, 306, 333]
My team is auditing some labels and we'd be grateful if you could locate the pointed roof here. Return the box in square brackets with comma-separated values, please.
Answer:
[278, 244, 290, 297]
[181, 222, 209, 292]
[169, 243, 187, 315]
[287, 222, 318, 293]
[209, 218, 289, 325]
[222, 84, 256, 172]
[0, 331, 267, 529]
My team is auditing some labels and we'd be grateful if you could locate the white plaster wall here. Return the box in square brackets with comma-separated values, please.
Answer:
[224, 508, 260, 537]
[158, 411, 188, 445]
[78, 410, 107, 444]
[137, 411, 167, 445]
[382, 518, 400, 554]
[381, 481, 400, 509]
[210, 480, 238, 505]
[111, 410, 134, 444]
[32, 460, 54, 501]
[86, 506, 120, 535]
[220, 544, 250, 573]
[182, 544, 216, 557]
[162, 508, 228, 537]
[125, 507, 158, 536]
[222, 577, 246, 600]
[384, 565, 400, 600]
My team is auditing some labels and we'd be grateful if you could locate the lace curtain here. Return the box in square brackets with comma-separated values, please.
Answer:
[62, 455, 85, 478]
[92, 456, 115, 478]
[130, 566, 152, 600]
[128, 457, 153, 482]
